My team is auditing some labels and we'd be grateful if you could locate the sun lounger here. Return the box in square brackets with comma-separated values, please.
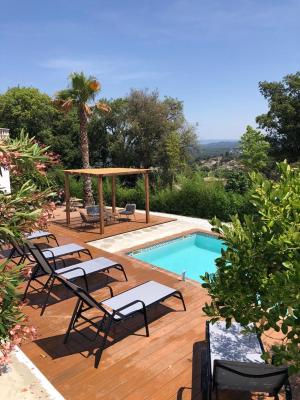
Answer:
[202, 321, 292, 400]
[25, 230, 59, 246]
[3, 237, 91, 268]
[58, 277, 186, 368]
[24, 241, 127, 315]
[40, 243, 92, 266]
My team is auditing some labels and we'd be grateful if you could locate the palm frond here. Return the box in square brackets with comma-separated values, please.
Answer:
[61, 99, 74, 112]
[96, 102, 111, 113]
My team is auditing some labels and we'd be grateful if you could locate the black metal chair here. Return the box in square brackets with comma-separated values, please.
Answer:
[57, 276, 186, 368]
[79, 211, 100, 227]
[201, 321, 292, 400]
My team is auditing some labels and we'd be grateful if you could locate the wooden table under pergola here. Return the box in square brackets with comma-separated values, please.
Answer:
[63, 168, 150, 235]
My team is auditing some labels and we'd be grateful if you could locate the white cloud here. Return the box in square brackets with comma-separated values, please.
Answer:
[39, 58, 93, 71]
[39, 57, 166, 83]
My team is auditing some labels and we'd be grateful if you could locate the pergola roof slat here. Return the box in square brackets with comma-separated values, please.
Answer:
[64, 168, 150, 177]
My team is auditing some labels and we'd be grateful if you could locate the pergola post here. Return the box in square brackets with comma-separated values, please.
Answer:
[144, 172, 150, 223]
[64, 173, 70, 225]
[111, 175, 116, 213]
[98, 175, 104, 235]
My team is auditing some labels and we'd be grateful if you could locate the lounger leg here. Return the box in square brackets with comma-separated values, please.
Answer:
[94, 315, 113, 368]
[51, 235, 59, 246]
[85, 249, 93, 259]
[64, 299, 82, 344]
[22, 266, 39, 301]
[116, 264, 128, 281]
[22, 276, 33, 301]
[142, 305, 149, 337]
[40, 275, 55, 316]
[43, 274, 53, 290]
[175, 291, 186, 311]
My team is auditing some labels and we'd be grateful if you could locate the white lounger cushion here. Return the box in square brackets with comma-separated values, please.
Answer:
[42, 244, 85, 259]
[56, 257, 119, 280]
[209, 321, 264, 373]
[26, 231, 52, 240]
[102, 280, 176, 318]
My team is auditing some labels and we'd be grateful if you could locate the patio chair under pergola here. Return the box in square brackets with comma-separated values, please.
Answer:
[63, 168, 150, 235]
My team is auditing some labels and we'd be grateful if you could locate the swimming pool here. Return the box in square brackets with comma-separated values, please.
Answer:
[128, 233, 225, 282]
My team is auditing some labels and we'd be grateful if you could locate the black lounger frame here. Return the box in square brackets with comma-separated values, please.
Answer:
[57, 276, 186, 368]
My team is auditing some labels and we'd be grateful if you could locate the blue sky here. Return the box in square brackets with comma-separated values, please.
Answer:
[1, 0, 300, 140]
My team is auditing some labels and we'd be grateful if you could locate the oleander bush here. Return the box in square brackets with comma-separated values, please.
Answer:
[0, 132, 55, 368]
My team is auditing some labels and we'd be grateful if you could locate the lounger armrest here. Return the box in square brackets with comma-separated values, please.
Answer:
[114, 299, 146, 318]
[42, 248, 55, 259]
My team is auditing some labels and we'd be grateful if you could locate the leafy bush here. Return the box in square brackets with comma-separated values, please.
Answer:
[202, 162, 300, 374]
[150, 174, 249, 221]
[0, 134, 54, 368]
[224, 169, 250, 194]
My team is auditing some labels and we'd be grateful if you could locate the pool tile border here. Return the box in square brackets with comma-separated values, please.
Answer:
[127, 230, 219, 256]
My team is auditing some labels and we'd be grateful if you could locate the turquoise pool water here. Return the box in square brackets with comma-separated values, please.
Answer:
[128, 233, 225, 282]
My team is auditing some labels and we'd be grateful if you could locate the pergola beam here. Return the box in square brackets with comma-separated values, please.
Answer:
[144, 172, 150, 223]
[64, 173, 70, 225]
[111, 175, 116, 213]
[98, 175, 104, 235]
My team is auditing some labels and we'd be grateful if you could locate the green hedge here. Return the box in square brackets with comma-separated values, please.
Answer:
[49, 169, 251, 221]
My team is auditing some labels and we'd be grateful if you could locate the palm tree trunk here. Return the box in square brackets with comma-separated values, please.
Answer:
[79, 107, 94, 206]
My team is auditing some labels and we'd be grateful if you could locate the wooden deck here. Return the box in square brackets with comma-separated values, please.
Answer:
[52, 207, 175, 242]
[20, 223, 293, 400]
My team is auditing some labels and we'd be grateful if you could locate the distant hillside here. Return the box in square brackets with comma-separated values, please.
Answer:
[199, 140, 239, 158]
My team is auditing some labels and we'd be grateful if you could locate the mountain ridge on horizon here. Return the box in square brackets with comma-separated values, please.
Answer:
[200, 139, 239, 145]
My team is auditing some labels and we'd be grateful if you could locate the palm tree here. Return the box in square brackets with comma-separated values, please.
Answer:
[55, 72, 110, 205]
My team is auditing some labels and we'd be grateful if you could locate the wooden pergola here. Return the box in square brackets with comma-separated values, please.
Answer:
[63, 168, 150, 235]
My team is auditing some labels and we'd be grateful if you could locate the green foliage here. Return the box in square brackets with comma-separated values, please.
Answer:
[89, 91, 199, 174]
[224, 169, 250, 194]
[239, 125, 270, 172]
[0, 87, 55, 142]
[163, 131, 184, 187]
[0, 86, 80, 168]
[0, 134, 54, 360]
[256, 72, 300, 162]
[202, 162, 300, 374]
[0, 85, 199, 180]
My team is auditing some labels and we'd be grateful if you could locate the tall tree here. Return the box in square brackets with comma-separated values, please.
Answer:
[164, 131, 183, 187]
[256, 72, 300, 162]
[239, 125, 270, 172]
[0, 87, 55, 141]
[126, 89, 198, 168]
[0, 86, 81, 168]
[55, 73, 110, 205]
